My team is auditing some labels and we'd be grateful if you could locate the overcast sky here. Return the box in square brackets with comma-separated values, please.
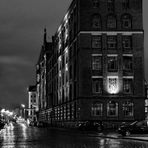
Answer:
[0, 0, 147, 109]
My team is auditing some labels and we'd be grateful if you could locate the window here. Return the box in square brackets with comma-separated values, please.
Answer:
[107, 36, 117, 49]
[123, 56, 133, 72]
[92, 78, 103, 94]
[92, 0, 99, 8]
[92, 56, 102, 70]
[107, 77, 119, 94]
[92, 103, 103, 116]
[123, 101, 134, 117]
[107, 0, 115, 12]
[121, 14, 132, 29]
[107, 15, 116, 29]
[122, 0, 129, 9]
[107, 101, 118, 116]
[122, 36, 132, 50]
[92, 36, 102, 49]
[92, 14, 101, 29]
[123, 79, 133, 94]
[107, 56, 118, 72]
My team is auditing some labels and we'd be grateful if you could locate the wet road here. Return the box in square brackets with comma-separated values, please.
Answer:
[0, 122, 148, 148]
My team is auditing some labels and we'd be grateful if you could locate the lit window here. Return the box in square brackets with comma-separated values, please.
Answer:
[107, 36, 117, 49]
[123, 56, 133, 72]
[92, 56, 102, 70]
[92, 14, 101, 29]
[121, 14, 132, 29]
[122, 0, 129, 9]
[107, 77, 119, 94]
[107, 101, 118, 116]
[107, 56, 118, 72]
[122, 36, 132, 50]
[123, 101, 134, 117]
[92, 36, 102, 49]
[92, 0, 99, 8]
[107, 0, 115, 12]
[107, 15, 116, 29]
[123, 79, 133, 94]
[92, 103, 103, 116]
[92, 78, 103, 94]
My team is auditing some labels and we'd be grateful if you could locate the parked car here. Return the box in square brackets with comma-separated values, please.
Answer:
[78, 121, 103, 131]
[118, 120, 148, 136]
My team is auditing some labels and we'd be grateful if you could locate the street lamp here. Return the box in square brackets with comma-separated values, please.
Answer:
[21, 104, 26, 119]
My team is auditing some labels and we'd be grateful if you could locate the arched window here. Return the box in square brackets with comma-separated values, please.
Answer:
[107, 14, 116, 29]
[91, 102, 103, 116]
[92, 14, 101, 29]
[107, 101, 118, 116]
[122, 101, 134, 117]
[121, 14, 132, 29]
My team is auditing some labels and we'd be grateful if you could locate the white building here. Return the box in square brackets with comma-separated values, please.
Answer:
[28, 85, 38, 122]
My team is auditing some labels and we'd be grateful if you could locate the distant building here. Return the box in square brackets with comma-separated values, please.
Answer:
[36, 0, 145, 128]
[28, 85, 38, 122]
[36, 29, 53, 123]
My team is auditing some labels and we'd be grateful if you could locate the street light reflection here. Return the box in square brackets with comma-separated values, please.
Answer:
[2, 123, 15, 148]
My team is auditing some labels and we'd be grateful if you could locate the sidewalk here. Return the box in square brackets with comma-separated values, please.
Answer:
[95, 130, 148, 142]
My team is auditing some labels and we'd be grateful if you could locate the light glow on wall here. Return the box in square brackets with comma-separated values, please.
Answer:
[107, 76, 119, 94]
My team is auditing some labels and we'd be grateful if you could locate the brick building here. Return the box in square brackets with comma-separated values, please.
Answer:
[37, 0, 145, 128]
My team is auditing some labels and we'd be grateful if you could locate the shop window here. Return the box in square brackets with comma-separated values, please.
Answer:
[121, 14, 132, 29]
[123, 78, 133, 94]
[92, 56, 102, 70]
[107, 15, 116, 29]
[123, 101, 134, 117]
[107, 101, 118, 116]
[92, 36, 102, 49]
[92, 78, 103, 94]
[92, 103, 103, 116]
[92, 14, 101, 29]
[107, 56, 118, 72]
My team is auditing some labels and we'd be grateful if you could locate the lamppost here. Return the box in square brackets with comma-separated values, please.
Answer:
[21, 104, 25, 119]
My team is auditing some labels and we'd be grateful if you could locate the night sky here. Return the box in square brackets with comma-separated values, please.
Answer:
[0, 0, 147, 109]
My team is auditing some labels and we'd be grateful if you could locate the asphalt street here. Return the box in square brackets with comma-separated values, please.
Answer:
[0, 122, 148, 148]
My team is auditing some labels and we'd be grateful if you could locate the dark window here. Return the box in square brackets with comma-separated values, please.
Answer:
[121, 14, 132, 29]
[92, 0, 99, 8]
[107, 0, 115, 12]
[123, 101, 134, 117]
[107, 56, 118, 72]
[122, 36, 132, 51]
[123, 79, 133, 94]
[107, 15, 116, 29]
[92, 56, 102, 70]
[123, 56, 133, 72]
[92, 78, 103, 94]
[92, 14, 101, 29]
[92, 36, 102, 49]
[92, 103, 103, 116]
[107, 101, 118, 116]
[107, 36, 117, 49]
[122, 0, 129, 9]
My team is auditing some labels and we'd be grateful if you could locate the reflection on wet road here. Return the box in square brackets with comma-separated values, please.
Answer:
[0, 122, 148, 148]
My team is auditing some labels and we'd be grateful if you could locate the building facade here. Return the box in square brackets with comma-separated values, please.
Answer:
[37, 0, 145, 128]
[28, 85, 38, 122]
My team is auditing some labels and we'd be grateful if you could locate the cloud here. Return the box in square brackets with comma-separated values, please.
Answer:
[0, 56, 32, 66]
